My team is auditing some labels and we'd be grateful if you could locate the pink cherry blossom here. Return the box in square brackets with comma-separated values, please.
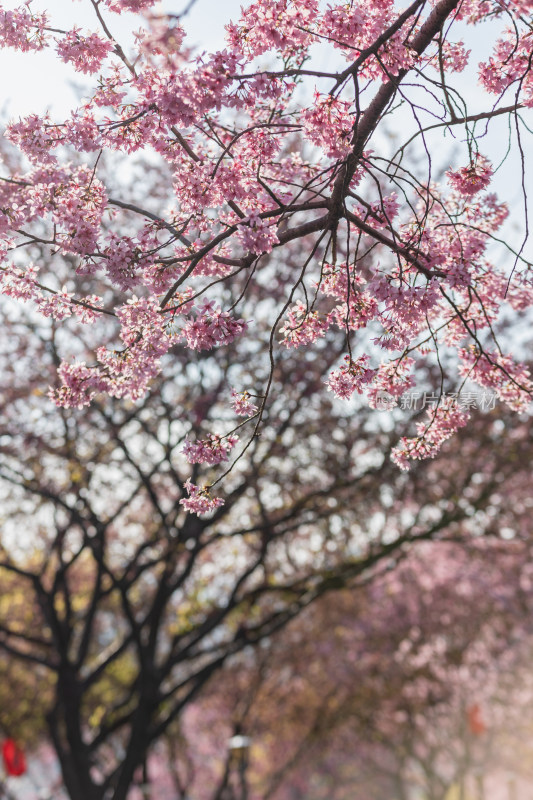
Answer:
[458, 348, 533, 412]
[447, 156, 493, 196]
[325, 355, 376, 400]
[479, 29, 533, 107]
[226, 0, 319, 59]
[236, 213, 279, 255]
[368, 359, 416, 409]
[181, 301, 248, 351]
[391, 398, 470, 470]
[104, 0, 157, 11]
[0, 6, 48, 52]
[280, 301, 331, 348]
[182, 434, 239, 465]
[231, 389, 258, 417]
[56, 30, 113, 74]
[179, 480, 225, 515]
[302, 93, 354, 159]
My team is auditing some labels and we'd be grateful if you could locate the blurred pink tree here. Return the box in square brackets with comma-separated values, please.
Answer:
[173, 540, 533, 800]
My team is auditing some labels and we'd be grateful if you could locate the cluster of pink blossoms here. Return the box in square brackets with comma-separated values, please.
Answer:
[6, 113, 59, 165]
[56, 30, 113, 74]
[51, 296, 173, 407]
[363, 193, 400, 229]
[370, 277, 441, 350]
[324, 354, 417, 409]
[182, 434, 239, 466]
[320, 0, 419, 79]
[318, 264, 364, 299]
[231, 390, 258, 417]
[458, 349, 533, 412]
[236, 213, 279, 255]
[325, 356, 376, 401]
[226, 0, 318, 58]
[439, 40, 471, 72]
[302, 94, 354, 159]
[50, 294, 250, 409]
[367, 359, 416, 410]
[480, 30, 533, 107]
[181, 301, 248, 351]
[391, 399, 471, 470]
[317, 265, 378, 333]
[103, 0, 157, 11]
[179, 480, 225, 515]
[447, 156, 493, 197]
[0, 6, 47, 52]
[280, 302, 331, 348]
[0, 262, 103, 323]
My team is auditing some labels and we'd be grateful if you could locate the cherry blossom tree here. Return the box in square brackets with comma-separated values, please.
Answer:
[1, 1, 533, 796]
[0, 0, 531, 505]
